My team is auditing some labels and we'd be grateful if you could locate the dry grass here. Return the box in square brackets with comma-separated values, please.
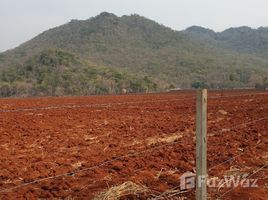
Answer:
[93, 181, 148, 200]
[83, 135, 98, 141]
[150, 187, 187, 200]
[224, 166, 248, 177]
[155, 168, 180, 179]
[146, 132, 183, 146]
[128, 132, 184, 147]
[218, 109, 228, 115]
[71, 161, 83, 169]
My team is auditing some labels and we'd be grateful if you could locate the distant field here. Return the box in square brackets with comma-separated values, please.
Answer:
[0, 90, 267, 199]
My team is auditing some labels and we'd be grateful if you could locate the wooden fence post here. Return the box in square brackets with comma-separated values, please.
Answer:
[196, 89, 207, 200]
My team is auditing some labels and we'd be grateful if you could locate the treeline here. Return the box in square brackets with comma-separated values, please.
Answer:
[190, 70, 268, 90]
[0, 48, 266, 97]
[0, 50, 157, 97]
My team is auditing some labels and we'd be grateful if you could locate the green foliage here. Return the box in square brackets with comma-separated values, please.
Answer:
[0, 49, 157, 97]
[185, 26, 268, 57]
[0, 13, 268, 97]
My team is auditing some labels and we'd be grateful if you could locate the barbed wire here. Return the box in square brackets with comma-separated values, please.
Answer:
[0, 97, 196, 113]
[209, 115, 268, 134]
[2, 104, 267, 163]
[151, 117, 268, 200]
[150, 125, 267, 200]
[7, 114, 268, 168]
[0, 92, 267, 197]
[150, 119, 268, 200]
[59, 115, 268, 169]
[0, 140, 180, 193]
[149, 182, 187, 200]
[0, 92, 267, 113]
[1, 114, 267, 195]
[207, 116, 268, 171]
[151, 160, 268, 200]
[216, 162, 268, 200]
[208, 142, 265, 172]
[209, 91, 268, 99]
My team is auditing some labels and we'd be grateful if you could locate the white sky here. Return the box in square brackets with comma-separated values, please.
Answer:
[0, 0, 267, 52]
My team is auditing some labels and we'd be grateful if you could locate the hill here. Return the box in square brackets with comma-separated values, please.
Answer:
[185, 26, 268, 57]
[0, 12, 267, 97]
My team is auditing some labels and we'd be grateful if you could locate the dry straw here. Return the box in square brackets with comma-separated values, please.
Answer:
[93, 181, 148, 200]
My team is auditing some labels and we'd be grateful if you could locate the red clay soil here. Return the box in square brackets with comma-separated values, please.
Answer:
[0, 90, 267, 200]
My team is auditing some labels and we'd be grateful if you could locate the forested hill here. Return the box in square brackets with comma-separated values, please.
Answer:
[184, 26, 268, 57]
[0, 12, 267, 97]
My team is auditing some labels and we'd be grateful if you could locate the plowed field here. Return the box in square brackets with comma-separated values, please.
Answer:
[0, 90, 267, 199]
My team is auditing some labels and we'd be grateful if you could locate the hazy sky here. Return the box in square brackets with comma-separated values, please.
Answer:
[0, 0, 267, 52]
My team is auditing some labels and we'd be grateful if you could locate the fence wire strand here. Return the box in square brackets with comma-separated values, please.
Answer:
[0, 92, 267, 198]
[0, 92, 267, 113]
[149, 115, 268, 199]
[216, 163, 268, 200]
[0, 115, 267, 194]
[0, 140, 179, 193]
